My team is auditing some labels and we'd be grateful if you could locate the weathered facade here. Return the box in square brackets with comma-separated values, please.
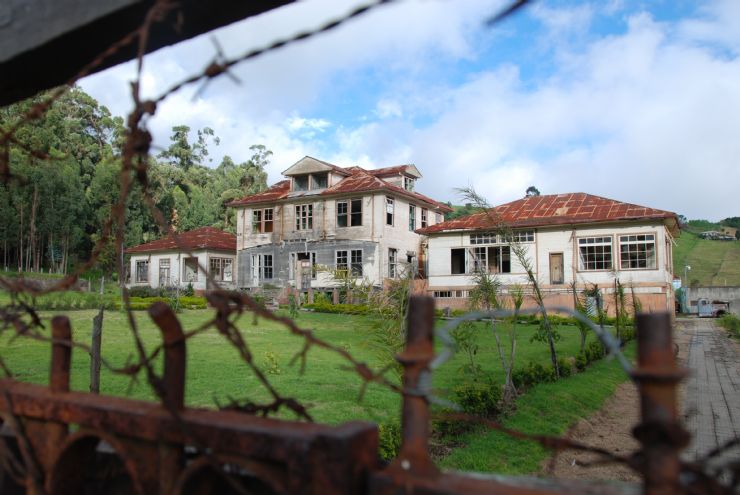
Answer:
[228, 157, 451, 293]
[417, 193, 680, 313]
[126, 227, 236, 292]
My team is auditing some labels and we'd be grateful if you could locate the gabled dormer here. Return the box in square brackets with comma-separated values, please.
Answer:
[369, 164, 422, 191]
[282, 156, 350, 196]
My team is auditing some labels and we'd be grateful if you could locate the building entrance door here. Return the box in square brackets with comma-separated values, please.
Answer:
[549, 253, 564, 284]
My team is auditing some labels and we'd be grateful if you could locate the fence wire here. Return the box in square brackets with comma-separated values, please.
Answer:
[0, 0, 737, 494]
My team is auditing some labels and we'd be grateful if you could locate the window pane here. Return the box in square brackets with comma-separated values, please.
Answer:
[294, 175, 308, 191]
[264, 209, 273, 233]
[223, 259, 233, 282]
[351, 249, 363, 276]
[619, 235, 657, 269]
[336, 201, 348, 227]
[386, 197, 394, 225]
[336, 250, 348, 273]
[351, 199, 362, 226]
[252, 210, 262, 233]
[409, 205, 416, 231]
[312, 173, 328, 189]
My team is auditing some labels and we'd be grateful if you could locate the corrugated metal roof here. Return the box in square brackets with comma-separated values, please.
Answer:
[226, 166, 451, 211]
[125, 227, 236, 254]
[416, 193, 678, 234]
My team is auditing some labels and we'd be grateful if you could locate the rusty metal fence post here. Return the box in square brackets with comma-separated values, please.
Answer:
[631, 312, 689, 495]
[388, 296, 439, 478]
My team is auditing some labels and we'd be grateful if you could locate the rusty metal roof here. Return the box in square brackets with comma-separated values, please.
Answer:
[125, 226, 236, 254]
[417, 193, 679, 234]
[227, 167, 451, 211]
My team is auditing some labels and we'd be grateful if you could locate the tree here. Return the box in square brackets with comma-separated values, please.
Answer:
[157, 125, 220, 171]
[456, 186, 561, 377]
[525, 186, 540, 197]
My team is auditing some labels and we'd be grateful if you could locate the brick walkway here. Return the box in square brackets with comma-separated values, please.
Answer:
[677, 318, 740, 470]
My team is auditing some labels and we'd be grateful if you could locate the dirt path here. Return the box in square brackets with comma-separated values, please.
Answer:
[546, 317, 740, 482]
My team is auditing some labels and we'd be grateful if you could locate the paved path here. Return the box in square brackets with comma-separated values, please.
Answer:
[676, 318, 740, 470]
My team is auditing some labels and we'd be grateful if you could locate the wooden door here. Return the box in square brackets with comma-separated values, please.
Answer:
[549, 253, 564, 284]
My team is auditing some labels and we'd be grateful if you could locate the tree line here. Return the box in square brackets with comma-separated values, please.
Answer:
[0, 86, 269, 276]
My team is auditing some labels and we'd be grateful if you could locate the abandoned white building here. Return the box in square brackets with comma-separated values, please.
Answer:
[227, 156, 451, 296]
[126, 227, 236, 293]
[416, 193, 680, 314]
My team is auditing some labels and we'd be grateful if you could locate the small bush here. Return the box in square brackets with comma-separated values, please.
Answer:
[557, 357, 573, 378]
[127, 286, 158, 298]
[586, 340, 606, 363]
[718, 314, 740, 339]
[453, 380, 502, 418]
[575, 352, 588, 371]
[378, 421, 401, 461]
[303, 302, 371, 315]
[263, 350, 281, 375]
[512, 361, 558, 389]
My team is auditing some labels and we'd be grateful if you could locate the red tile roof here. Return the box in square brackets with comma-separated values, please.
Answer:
[125, 227, 236, 254]
[227, 166, 451, 212]
[416, 193, 678, 234]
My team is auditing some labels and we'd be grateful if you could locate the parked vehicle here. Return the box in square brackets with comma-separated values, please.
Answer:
[697, 298, 730, 318]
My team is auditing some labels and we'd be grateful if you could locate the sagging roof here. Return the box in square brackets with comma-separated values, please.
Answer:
[228, 160, 450, 212]
[416, 193, 679, 235]
[125, 227, 236, 254]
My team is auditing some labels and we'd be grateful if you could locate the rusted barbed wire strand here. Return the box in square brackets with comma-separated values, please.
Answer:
[3, 0, 734, 492]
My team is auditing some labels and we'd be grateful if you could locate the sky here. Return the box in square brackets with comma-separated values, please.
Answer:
[79, 0, 740, 221]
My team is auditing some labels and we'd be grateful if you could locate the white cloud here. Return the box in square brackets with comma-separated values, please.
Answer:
[78, 0, 740, 220]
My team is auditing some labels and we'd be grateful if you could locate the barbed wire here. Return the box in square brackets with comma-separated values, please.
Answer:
[0, 0, 735, 493]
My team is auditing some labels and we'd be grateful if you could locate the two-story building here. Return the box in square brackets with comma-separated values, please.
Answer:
[227, 156, 451, 295]
[416, 193, 680, 314]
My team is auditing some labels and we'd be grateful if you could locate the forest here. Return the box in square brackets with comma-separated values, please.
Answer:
[0, 86, 270, 276]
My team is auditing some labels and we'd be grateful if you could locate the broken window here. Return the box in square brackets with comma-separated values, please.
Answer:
[421, 208, 428, 228]
[451, 248, 466, 274]
[252, 208, 273, 233]
[386, 197, 394, 225]
[294, 175, 309, 191]
[619, 234, 656, 269]
[183, 257, 198, 282]
[337, 198, 362, 227]
[350, 249, 363, 276]
[210, 257, 233, 282]
[311, 173, 328, 189]
[136, 260, 149, 283]
[388, 248, 398, 278]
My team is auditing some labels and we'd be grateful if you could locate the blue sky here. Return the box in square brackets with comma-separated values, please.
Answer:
[80, 0, 740, 221]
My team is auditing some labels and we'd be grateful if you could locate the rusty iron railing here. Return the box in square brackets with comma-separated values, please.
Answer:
[0, 297, 733, 494]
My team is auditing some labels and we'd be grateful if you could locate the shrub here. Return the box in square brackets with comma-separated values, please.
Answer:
[184, 282, 195, 297]
[127, 286, 158, 298]
[303, 302, 371, 315]
[575, 352, 588, 371]
[586, 340, 605, 363]
[263, 350, 281, 375]
[453, 380, 502, 418]
[557, 357, 573, 378]
[718, 314, 740, 339]
[378, 421, 401, 461]
[512, 361, 557, 389]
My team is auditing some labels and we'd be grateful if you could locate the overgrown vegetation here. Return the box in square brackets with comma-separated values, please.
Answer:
[718, 314, 740, 340]
[0, 86, 271, 276]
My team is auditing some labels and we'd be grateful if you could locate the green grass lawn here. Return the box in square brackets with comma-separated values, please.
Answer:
[673, 231, 740, 286]
[0, 306, 629, 473]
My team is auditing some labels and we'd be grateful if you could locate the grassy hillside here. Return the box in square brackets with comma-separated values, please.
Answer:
[673, 231, 740, 286]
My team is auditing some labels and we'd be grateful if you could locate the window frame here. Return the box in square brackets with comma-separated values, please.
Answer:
[388, 248, 398, 278]
[295, 204, 313, 231]
[336, 198, 362, 227]
[135, 260, 149, 283]
[421, 208, 428, 228]
[386, 197, 394, 226]
[183, 257, 199, 282]
[210, 257, 234, 282]
[350, 249, 363, 277]
[252, 208, 274, 233]
[618, 232, 658, 270]
[409, 204, 416, 231]
[403, 176, 415, 191]
[577, 235, 614, 272]
[158, 258, 170, 285]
